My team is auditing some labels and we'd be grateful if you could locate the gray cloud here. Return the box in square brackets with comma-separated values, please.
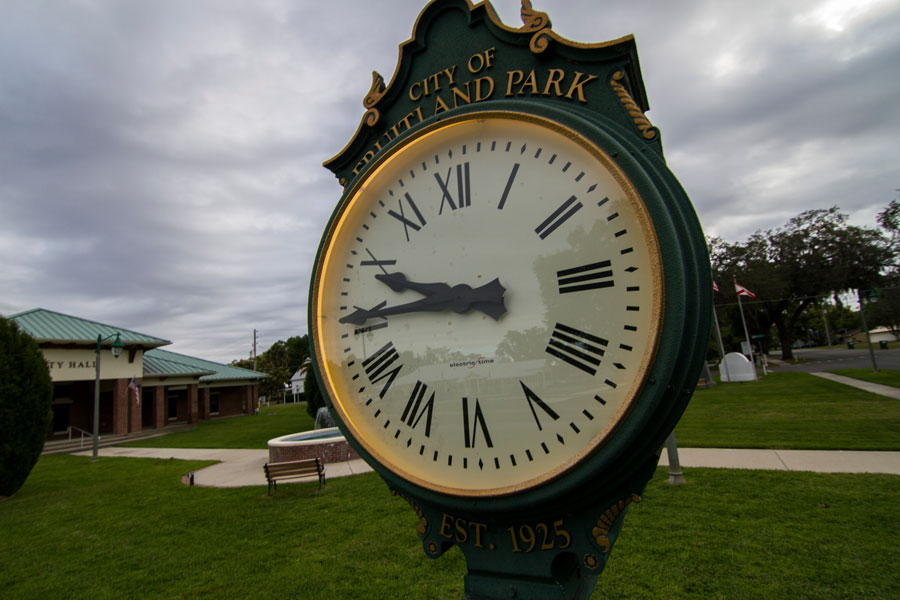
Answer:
[2, 0, 898, 361]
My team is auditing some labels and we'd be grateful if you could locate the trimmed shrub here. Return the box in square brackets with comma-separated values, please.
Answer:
[303, 368, 326, 419]
[0, 316, 54, 496]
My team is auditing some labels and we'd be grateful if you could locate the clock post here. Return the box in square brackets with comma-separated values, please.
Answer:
[310, 2, 711, 598]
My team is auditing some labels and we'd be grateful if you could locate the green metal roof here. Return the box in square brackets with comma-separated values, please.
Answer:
[7, 308, 170, 348]
[145, 349, 268, 382]
[142, 352, 215, 378]
[6, 308, 267, 383]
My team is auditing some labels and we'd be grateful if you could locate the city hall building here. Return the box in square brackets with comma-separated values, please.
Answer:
[8, 308, 268, 439]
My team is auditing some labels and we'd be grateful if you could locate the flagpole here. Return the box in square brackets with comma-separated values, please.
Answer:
[712, 304, 730, 381]
[734, 277, 757, 379]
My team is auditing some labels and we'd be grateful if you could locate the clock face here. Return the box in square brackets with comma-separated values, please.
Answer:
[312, 111, 663, 497]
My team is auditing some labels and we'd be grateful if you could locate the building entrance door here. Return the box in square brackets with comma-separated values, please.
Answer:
[51, 403, 70, 434]
[141, 389, 155, 428]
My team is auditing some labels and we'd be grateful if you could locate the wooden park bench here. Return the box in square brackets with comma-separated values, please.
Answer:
[263, 458, 326, 495]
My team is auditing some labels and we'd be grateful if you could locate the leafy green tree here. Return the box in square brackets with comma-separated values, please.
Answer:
[232, 335, 312, 403]
[284, 335, 310, 376]
[0, 317, 54, 497]
[710, 207, 892, 359]
[872, 198, 900, 339]
[794, 302, 856, 346]
[868, 273, 900, 341]
[303, 367, 325, 419]
[878, 197, 900, 251]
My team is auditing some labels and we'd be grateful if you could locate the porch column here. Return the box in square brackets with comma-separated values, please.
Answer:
[200, 387, 210, 420]
[128, 377, 143, 433]
[154, 387, 166, 429]
[112, 378, 129, 435]
[188, 383, 199, 425]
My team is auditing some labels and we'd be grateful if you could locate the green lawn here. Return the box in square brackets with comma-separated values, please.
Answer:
[2, 454, 898, 599]
[120, 402, 315, 449]
[119, 373, 900, 452]
[676, 372, 900, 450]
[829, 368, 900, 389]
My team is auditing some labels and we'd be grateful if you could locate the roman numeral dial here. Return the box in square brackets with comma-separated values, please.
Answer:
[312, 114, 662, 496]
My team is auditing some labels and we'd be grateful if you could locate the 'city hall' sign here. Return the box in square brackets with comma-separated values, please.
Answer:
[308, 2, 711, 598]
[42, 348, 141, 383]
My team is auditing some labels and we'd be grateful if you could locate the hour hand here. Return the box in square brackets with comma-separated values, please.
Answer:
[375, 272, 449, 297]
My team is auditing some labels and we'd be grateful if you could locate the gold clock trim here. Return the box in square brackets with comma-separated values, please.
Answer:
[312, 110, 664, 498]
[610, 71, 657, 140]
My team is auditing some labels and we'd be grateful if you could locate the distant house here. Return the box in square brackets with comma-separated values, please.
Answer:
[8, 308, 268, 439]
[849, 328, 899, 344]
[290, 368, 306, 395]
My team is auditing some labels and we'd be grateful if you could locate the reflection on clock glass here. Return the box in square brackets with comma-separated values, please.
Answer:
[313, 113, 662, 496]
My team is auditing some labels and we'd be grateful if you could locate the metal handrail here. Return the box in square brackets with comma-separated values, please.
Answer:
[67, 425, 95, 448]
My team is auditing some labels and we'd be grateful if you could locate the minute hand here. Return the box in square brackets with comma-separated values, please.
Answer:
[339, 279, 507, 326]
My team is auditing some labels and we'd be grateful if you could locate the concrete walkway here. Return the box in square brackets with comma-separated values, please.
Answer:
[657, 448, 900, 475]
[809, 371, 900, 399]
[76, 444, 900, 489]
[74, 447, 373, 488]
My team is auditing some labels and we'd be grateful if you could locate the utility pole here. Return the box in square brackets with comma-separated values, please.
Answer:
[857, 290, 879, 373]
[253, 329, 258, 371]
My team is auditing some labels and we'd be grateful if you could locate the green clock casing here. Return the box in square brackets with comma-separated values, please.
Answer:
[310, 101, 710, 515]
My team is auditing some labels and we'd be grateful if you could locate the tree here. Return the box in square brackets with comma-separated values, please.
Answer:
[303, 368, 325, 419]
[710, 207, 892, 359]
[868, 276, 900, 341]
[872, 198, 900, 339]
[0, 316, 54, 497]
[878, 197, 900, 251]
[231, 335, 312, 403]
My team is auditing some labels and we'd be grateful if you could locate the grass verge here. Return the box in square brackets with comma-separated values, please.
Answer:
[676, 372, 900, 450]
[829, 368, 900, 389]
[2, 455, 898, 599]
[120, 402, 315, 449]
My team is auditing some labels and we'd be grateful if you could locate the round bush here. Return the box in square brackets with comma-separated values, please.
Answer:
[0, 316, 54, 497]
[303, 368, 325, 419]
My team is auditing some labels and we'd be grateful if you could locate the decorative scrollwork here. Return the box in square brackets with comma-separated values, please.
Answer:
[363, 71, 386, 108]
[362, 71, 387, 127]
[592, 493, 641, 553]
[520, 0, 550, 31]
[520, 0, 556, 54]
[610, 71, 658, 140]
[529, 30, 554, 54]
[391, 490, 428, 537]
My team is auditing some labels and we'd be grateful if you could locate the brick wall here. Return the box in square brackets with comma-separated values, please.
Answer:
[112, 378, 129, 434]
[268, 440, 360, 464]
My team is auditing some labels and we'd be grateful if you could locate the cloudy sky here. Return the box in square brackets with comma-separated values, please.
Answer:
[2, 0, 898, 363]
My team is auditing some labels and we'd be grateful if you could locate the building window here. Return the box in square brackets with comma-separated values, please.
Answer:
[209, 391, 219, 415]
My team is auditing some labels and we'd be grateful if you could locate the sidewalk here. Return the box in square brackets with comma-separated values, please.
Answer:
[809, 371, 900, 399]
[74, 447, 373, 488]
[657, 448, 900, 475]
[78, 444, 900, 489]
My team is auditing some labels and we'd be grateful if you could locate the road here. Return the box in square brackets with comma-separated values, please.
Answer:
[768, 347, 900, 372]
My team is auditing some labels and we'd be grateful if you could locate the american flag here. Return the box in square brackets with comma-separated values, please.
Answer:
[128, 377, 140, 405]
